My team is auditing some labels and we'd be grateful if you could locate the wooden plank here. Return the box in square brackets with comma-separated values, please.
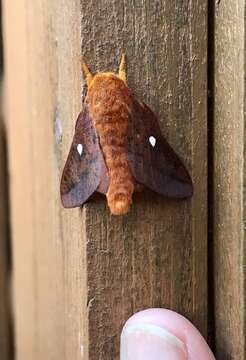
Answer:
[3, 1, 207, 359]
[3, 1, 84, 359]
[213, 1, 245, 359]
[82, 2, 208, 357]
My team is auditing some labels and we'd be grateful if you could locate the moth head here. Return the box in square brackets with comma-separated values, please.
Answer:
[81, 54, 127, 88]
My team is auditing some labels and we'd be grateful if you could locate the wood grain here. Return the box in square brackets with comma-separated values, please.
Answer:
[3, 1, 207, 359]
[3, 1, 84, 359]
[213, 1, 245, 359]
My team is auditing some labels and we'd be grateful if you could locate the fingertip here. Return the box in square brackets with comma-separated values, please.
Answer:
[121, 308, 215, 360]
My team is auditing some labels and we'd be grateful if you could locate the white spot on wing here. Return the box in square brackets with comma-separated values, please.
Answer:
[149, 136, 156, 147]
[77, 143, 83, 156]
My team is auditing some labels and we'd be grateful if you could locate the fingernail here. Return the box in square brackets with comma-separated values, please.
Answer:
[120, 322, 187, 360]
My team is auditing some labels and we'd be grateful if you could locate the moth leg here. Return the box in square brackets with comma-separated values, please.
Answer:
[81, 59, 93, 86]
[118, 53, 127, 84]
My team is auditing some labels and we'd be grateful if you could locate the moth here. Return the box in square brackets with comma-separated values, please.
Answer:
[60, 54, 193, 215]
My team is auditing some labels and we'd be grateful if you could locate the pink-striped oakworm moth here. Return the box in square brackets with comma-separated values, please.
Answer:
[60, 54, 193, 215]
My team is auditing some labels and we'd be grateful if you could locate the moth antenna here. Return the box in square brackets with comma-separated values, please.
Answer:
[118, 52, 127, 84]
[81, 59, 94, 86]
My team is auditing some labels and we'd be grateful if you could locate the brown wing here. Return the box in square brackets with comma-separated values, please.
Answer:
[60, 102, 107, 208]
[127, 99, 193, 198]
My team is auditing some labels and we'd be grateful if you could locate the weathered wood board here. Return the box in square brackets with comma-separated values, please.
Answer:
[213, 1, 245, 359]
[3, 1, 207, 359]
